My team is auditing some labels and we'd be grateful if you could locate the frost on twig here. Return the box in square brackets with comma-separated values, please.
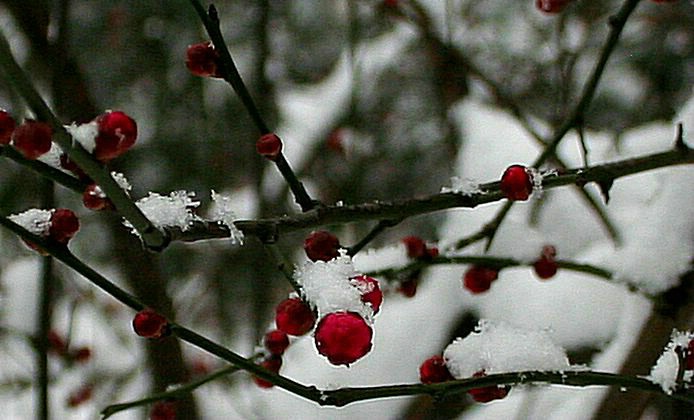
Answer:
[123, 191, 200, 236]
[65, 120, 99, 153]
[648, 329, 694, 394]
[443, 319, 575, 379]
[209, 190, 244, 245]
[8, 208, 53, 236]
[440, 176, 481, 196]
[295, 250, 374, 321]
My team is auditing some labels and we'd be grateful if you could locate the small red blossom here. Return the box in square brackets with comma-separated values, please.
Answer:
[304, 230, 341, 262]
[275, 298, 315, 336]
[419, 355, 454, 384]
[314, 311, 373, 366]
[132, 308, 169, 339]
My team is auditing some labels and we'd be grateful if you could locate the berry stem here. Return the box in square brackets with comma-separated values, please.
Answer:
[264, 243, 303, 295]
[0, 145, 85, 193]
[0, 32, 169, 251]
[347, 218, 402, 257]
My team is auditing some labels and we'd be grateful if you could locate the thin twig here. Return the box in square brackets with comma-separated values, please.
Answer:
[347, 219, 402, 256]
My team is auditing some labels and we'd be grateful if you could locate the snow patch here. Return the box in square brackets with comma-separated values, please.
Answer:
[648, 329, 694, 394]
[124, 191, 200, 233]
[8, 208, 53, 236]
[443, 319, 572, 379]
[441, 176, 481, 196]
[65, 120, 98, 153]
[209, 190, 244, 245]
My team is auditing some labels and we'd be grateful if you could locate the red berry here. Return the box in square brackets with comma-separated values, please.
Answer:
[326, 128, 344, 154]
[426, 247, 439, 259]
[253, 356, 282, 388]
[49, 208, 80, 244]
[304, 230, 341, 262]
[399, 277, 418, 298]
[533, 245, 558, 279]
[186, 41, 222, 78]
[275, 298, 315, 336]
[402, 236, 427, 259]
[132, 308, 169, 339]
[535, 0, 573, 13]
[150, 400, 177, 420]
[686, 340, 694, 370]
[71, 347, 92, 363]
[500, 165, 533, 201]
[468, 371, 510, 403]
[59, 153, 90, 181]
[67, 384, 93, 407]
[650, 0, 678, 3]
[419, 355, 454, 384]
[94, 111, 137, 162]
[256, 133, 283, 160]
[382, 0, 399, 8]
[0, 110, 16, 144]
[352, 275, 383, 314]
[47, 330, 67, 355]
[264, 329, 290, 356]
[463, 266, 499, 294]
[83, 184, 111, 211]
[12, 120, 52, 159]
[314, 311, 373, 366]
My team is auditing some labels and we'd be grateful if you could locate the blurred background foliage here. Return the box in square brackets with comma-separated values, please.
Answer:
[0, 0, 692, 418]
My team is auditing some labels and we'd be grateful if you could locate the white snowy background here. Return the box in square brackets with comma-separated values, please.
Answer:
[0, 1, 692, 419]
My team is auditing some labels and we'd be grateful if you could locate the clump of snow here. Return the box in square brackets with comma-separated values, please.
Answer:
[648, 329, 694, 394]
[8, 208, 53, 236]
[352, 243, 410, 273]
[37, 142, 63, 169]
[111, 171, 132, 193]
[65, 120, 98, 153]
[441, 176, 481, 196]
[295, 250, 373, 320]
[209, 190, 244, 245]
[443, 319, 572, 379]
[125, 191, 200, 233]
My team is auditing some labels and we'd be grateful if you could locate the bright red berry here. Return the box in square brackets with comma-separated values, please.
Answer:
[264, 329, 290, 356]
[535, 0, 573, 13]
[49, 208, 80, 244]
[150, 400, 177, 420]
[419, 355, 454, 384]
[314, 311, 373, 366]
[304, 230, 341, 262]
[94, 111, 137, 162]
[463, 266, 499, 294]
[468, 371, 510, 403]
[0, 110, 16, 144]
[12, 120, 52, 159]
[399, 277, 418, 298]
[186, 41, 222, 78]
[352, 275, 383, 314]
[686, 340, 694, 370]
[67, 384, 93, 407]
[256, 133, 283, 160]
[253, 356, 282, 388]
[533, 245, 558, 279]
[275, 298, 315, 336]
[402, 236, 427, 259]
[500, 165, 533, 201]
[132, 308, 169, 339]
[83, 184, 111, 211]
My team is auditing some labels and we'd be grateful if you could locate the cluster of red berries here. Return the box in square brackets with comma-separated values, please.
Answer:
[398, 236, 440, 297]
[132, 308, 170, 339]
[47, 330, 92, 364]
[419, 356, 509, 403]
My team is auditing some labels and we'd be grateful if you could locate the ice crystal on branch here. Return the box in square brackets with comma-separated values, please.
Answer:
[443, 319, 572, 379]
[295, 251, 374, 320]
[441, 176, 481, 196]
[648, 329, 694, 394]
[209, 190, 244, 245]
[65, 120, 98, 153]
[124, 191, 200, 234]
[8, 208, 53, 236]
